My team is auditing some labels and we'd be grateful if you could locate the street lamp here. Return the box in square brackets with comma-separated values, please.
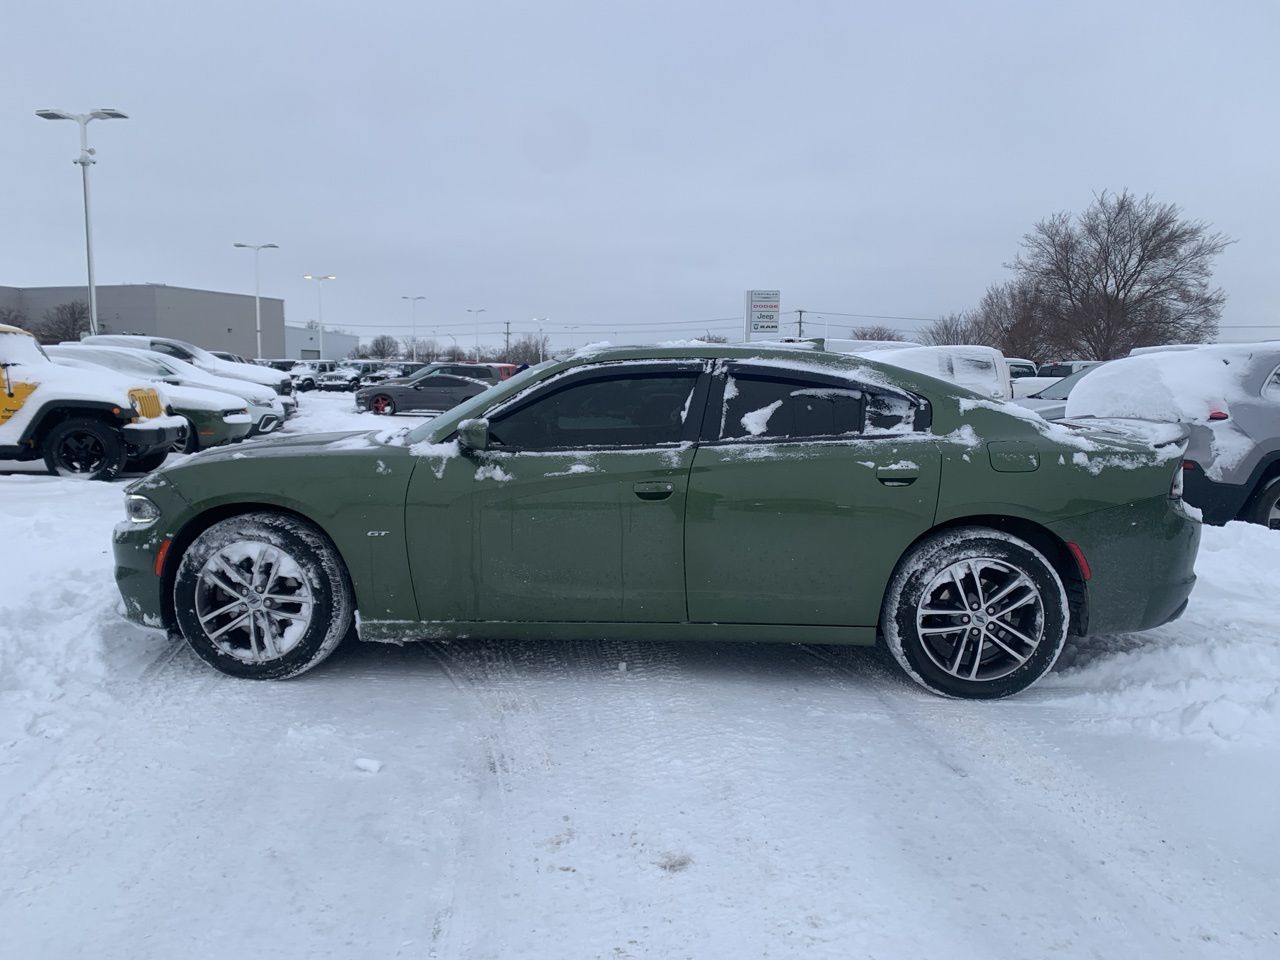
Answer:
[532, 317, 549, 362]
[36, 107, 129, 336]
[466, 307, 487, 357]
[303, 274, 336, 358]
[233, 242, 278, 358]
[401, 295, 427, 361]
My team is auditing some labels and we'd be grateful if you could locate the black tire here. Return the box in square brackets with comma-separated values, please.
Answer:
[126, 449, 170, 473]
[881, 526, 1069, 699]
[42, 417, 127, 481]
[173, 512, 354, 679]
[370, 394, 397, 415]
[1243, 477, 1280, 529]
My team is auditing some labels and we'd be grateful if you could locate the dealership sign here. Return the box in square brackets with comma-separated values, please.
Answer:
[745, 289, 780, 338]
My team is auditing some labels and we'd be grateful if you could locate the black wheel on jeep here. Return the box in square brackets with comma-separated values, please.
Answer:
[43, 417, 127, 481]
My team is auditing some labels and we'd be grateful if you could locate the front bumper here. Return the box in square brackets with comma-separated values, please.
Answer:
[123, 415, 187, 454]
[112, 475, 192, 630]
[1049, 494, 1200, 637]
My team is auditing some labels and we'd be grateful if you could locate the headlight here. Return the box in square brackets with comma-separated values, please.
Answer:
[125, 494, 161, 525]
[224, 408, 249, 416]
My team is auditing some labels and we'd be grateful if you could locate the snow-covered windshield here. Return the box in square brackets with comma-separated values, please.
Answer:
[48, 347, 169, 379]
[1, 330, 50, 366]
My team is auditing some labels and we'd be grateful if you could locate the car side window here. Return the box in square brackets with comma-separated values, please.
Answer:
[488, 370, 699, 450]
[719, 371, 920, 440]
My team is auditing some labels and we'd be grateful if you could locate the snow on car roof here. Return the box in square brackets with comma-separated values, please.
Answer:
[1065, 343, 1280, 422]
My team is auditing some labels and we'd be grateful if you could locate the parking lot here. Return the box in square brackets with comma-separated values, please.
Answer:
[2, 391, 1278, 958]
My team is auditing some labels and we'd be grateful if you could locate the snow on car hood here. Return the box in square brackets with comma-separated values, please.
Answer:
[201, 357, 288, 389]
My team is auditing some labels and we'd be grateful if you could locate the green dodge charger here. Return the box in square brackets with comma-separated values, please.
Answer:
[113, 345, 1200, 698]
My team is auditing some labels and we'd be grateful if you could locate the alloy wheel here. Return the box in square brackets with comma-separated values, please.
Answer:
[55, 430, 109, 474]
[193, 540, 315, 664]
[914, 558, 1045, 682]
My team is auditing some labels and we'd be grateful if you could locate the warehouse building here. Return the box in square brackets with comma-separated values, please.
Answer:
[285, 324, 359, 360]
[0, 283, 286, 358]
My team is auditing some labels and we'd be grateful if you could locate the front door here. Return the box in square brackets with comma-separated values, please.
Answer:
[406, 361, 709, 624]
[685, 363, 942, 626]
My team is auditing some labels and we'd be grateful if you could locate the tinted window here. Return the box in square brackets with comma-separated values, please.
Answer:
[720, 375, 865, 440]
[1035, 365, 1098, 400]
[1039, 364, 1072, 379]
[489, 371, 698, 449]
[1008, 363, 1037, 379]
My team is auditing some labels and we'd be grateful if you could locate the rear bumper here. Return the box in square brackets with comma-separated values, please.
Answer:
[1182, 463, 1251, 525]
[1049, 495, 1200, 637]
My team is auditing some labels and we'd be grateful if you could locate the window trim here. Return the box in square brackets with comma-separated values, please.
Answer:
[698, 363, 931, 446]
[475, 361, 712, 453]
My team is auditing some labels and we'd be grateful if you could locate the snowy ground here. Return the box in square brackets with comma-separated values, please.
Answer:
[2, 391, 1278, 958]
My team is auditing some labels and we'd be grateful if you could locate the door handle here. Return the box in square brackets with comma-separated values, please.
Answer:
[876, 464, 919, 487]
[633, 480, 675, 501]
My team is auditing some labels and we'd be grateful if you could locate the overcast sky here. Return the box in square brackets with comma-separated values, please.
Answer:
[4, 0, 1277, 349]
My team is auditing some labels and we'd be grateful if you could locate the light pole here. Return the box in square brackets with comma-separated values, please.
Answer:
[233, 242, 278, 358]
[303, 274, 336, 358]
[401, 295, 426, 361]
[532, 317, 549, 362]
[466, 307, 487, 358]
[36, 107, 128, 336]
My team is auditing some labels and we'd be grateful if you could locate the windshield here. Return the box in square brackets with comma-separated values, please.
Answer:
[2, 331, 50, 366]
[404, 361, 550, 444]
[53, 347, 169, 378]
[1034, 365, 1100, 400]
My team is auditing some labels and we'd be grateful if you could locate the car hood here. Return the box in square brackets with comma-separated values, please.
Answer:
[202, 357, 288, 388]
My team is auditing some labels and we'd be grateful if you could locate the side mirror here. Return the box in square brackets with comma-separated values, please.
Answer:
[456, 418, 490, 452]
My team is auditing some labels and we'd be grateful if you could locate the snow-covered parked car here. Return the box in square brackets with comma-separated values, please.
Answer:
[53, 344, 289, 438]
[47, 345, 254, 453]
[1064, 343, 1280, 526]
[0, 323, 186, 479]
[82, 334, 297, 412]
[289, 361, 336, 391]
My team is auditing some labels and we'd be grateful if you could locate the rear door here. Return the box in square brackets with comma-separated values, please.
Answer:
[685, 363, 942, 626]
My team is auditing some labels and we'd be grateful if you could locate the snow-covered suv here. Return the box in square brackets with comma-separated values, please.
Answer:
[0, 324, 186, 480]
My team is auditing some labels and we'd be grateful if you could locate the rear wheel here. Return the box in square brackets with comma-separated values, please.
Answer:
[370, 394, 396, 415]
[173, 512, 354, 679]
[882, 527, 1069, 699]
[1243, 477, 1280, 529]
[43, 417, 126, 481]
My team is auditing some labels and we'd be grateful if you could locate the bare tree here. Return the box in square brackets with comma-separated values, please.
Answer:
[505, 333, 551, 365]
[1012, 190, 1230, 359]
[849, 324, 907, 342]
[968, 280, 1052, 361]
[366, 334, 402, 359]
[698, 331, 729, 343]
[921, 311, 982, 347]
[34, 300, 90, 344]
[0, 306, 30, 330]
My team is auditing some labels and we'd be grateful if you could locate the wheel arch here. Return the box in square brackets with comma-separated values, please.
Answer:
[21, 401, 128, 448]
[896, 514, 1088, 636]
[159, 501, 357, 634]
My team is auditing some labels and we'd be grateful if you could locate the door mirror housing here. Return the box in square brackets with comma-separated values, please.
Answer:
[457, 418, 490, 452]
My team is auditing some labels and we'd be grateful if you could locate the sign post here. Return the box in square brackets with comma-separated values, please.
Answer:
[744, 289, 780, 341]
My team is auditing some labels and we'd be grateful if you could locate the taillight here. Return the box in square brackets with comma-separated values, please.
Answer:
[1208, 410, 1229, 421]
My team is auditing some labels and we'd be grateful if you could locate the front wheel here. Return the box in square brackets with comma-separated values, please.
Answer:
[43, 417, 126, 481]
[881, 527, 1069, 699]
[173, 512, 354, 679]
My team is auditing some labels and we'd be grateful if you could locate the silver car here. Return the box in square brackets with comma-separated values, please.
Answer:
[1063, 344, 1280, 527]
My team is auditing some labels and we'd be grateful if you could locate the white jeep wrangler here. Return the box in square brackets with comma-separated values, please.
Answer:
[0, 324, 187, 480]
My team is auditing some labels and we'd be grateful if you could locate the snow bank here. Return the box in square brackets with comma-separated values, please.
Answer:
[1044, 522, 1280, 744]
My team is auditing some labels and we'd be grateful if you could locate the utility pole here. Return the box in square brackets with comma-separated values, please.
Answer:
[503, 320, 511, 357]
[796, 309, 806, 338]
